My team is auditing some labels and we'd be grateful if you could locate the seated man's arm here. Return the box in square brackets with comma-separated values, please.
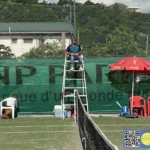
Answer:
[64, 50, 70, 55]
[78, 50, 83, 55]
[64, 46, 74, 56]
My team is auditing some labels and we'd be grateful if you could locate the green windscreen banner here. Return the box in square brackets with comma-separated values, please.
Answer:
[0, 57, 150, 114]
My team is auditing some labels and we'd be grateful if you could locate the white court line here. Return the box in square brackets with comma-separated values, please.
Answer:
[102, 130, 123, 132]
[0, 124, 147, 128]
[98, 124, 150, 126]
[0, 139, 76, 145]
[5, 139, 52, 143]
[1, 140, 51, 144]
[0, 131, 77, 134]
[0, 125, 76, 128]
[23, 139, 51, 141]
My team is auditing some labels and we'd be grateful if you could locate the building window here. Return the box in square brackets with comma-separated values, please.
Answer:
[11, 38, 17, 43]
[24, 39, 33, 43]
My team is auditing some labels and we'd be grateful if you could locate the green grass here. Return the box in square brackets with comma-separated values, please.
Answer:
[0, 117, 82, 150]
[1, 116, 150, 150]
[93, 116, 150, 150]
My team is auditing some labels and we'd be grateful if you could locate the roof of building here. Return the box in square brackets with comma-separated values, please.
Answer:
[127, 6, 141, 12]
[0, 22, 75, 33]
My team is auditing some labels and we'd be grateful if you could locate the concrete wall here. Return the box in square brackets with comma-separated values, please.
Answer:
[0, 35, 70, 57]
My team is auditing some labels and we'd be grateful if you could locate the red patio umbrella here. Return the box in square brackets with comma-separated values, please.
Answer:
[110, 57, 150, 71]
[109, 56, 150, 113]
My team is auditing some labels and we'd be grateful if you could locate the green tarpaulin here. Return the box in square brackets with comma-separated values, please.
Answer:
[0, 57, 150, 114]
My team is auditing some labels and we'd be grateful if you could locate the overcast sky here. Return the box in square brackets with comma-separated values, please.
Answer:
[39, 0, 150, 13]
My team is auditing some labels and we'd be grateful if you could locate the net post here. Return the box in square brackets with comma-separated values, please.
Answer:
[83, 107, 87, 150]
[74, 89, 78, 123]
[61, 92, 64, 120]
[74, 89, 76, 122]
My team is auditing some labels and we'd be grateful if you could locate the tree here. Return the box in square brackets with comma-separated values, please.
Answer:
[84, 0, 95, 5]
[0, 44, 15, 59]
[8, 0, 38, 4]
[57, 0, 73, 6]
[0, 2, 70, 22]
[105, 26, 139, 56]
[22, 37, 64, 58]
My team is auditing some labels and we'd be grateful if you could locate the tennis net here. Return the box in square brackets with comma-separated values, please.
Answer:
[75, 90, 119, 150]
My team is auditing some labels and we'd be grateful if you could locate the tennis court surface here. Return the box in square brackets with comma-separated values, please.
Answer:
[93, 116, 150, 150]
[0, 117, 82, 150]
[1, 116, 150, 150]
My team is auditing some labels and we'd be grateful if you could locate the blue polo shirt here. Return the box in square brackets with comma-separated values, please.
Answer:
[66, 44, 81, 54]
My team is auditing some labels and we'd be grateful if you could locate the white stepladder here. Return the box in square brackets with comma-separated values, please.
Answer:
[61, 55, 89, 121]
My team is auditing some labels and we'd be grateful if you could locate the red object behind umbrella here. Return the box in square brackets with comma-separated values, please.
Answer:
[110, 57, 150, 71]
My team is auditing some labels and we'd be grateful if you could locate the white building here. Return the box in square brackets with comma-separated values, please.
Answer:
[0, 22, 75, 57]
[127, 6, 141, 13]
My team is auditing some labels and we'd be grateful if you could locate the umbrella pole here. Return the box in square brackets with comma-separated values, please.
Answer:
[131, 71, 134, 114]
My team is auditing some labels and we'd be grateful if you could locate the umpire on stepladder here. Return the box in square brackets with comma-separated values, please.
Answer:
[64, 37, 84, 71]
